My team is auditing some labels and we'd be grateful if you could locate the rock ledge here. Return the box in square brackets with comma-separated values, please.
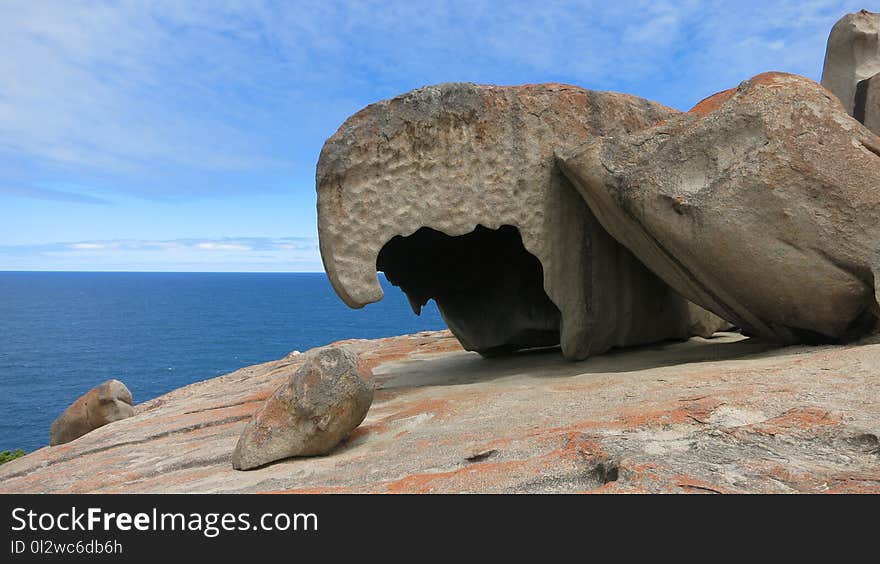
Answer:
[2, 331, 878, 493]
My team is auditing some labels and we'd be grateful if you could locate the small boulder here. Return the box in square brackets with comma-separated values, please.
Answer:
[232, 346, 373, 471]
[49, 379, 135, 446]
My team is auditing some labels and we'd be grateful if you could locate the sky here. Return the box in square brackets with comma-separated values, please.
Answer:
[0, 0, 867, 271]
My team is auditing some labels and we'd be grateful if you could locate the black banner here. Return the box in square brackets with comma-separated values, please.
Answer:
[0, 493, 872, 560]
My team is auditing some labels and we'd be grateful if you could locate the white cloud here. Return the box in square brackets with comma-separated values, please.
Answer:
[0, 1, 287, 175]
[0, 237, 321, 272]
[0, 184, 110, 204]
[195, 242, 252, 251]
[69, 242, 109, 250]
[0, 0, 867, 204]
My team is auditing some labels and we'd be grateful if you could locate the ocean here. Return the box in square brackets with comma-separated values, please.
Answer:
[0, 272, 446, 453]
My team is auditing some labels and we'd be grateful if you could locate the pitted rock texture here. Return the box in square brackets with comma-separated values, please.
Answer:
[559, 72, 880, 345]
[49, 379, 134, 446]
[821, 10, 880, 116]
[4, 330, 880, 494]
[317, 82, 727, 359]
[232, 346, 373, 470]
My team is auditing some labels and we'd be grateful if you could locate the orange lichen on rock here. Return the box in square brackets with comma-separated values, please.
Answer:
[344, 331, 463, 376]
[2, 330, 879, 494]
[616, 399, 719, 429]
[743, 407, 841, 436]
[689, 87, 737, 116]
[688, 72, 803, 117]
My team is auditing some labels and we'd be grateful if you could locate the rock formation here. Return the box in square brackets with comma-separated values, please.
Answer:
[317, 82, 728, 360]
[6, 330, 880, 494]
[859, 72, 880, 134]
[49, 379, 135, 446]
[821, 10, 880, 132]
[559, 72, 880, 345]
[231, 346, 373, 470]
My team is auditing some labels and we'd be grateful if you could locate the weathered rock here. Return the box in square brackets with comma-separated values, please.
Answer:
[687, 302, 735, 337]
[4, 330, 880, 493]
[49, 379, 134, 446]
[821, 10, 880, 117]
[317, 82, 728, 359]
[559, 72, 880, 345]
[859, 71, 880, 134]
[231, 346, 373, 470]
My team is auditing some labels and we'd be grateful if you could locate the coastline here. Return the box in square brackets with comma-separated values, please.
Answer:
[3, 330, 879, 494]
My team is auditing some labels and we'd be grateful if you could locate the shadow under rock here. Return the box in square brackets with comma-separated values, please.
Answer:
[374, 332, 804, 389]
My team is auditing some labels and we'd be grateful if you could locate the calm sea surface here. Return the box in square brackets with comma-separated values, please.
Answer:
[0, 272, 445, 452]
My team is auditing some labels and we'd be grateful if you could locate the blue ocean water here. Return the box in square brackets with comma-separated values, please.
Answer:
[0, 272, 445, 453]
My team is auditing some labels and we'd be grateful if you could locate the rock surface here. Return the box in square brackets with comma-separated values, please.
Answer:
[49, 379, 134, 446]
[317, 82, 727, 359]
[4, 330, 879, 493]
[860, 71, 880, 134]
[231, 346, 373, 470]
[560, 72, 880, 345]
[821, 10, 880, 116]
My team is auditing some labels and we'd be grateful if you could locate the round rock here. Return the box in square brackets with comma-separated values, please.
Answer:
[49, 379, 135, 446]
[231, 346, 373, 471]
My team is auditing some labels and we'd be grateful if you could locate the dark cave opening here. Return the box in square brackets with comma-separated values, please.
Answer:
[376, 224, 561, 356]
[854, 78, 869, 125]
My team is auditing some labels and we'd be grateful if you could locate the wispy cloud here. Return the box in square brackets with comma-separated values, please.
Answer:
[1, 2, 279, 172]
[0, 0, 866, 271]
[0, 237, 321, 272]
[195, 242, 252, 251]
[69, 242, 108, 250]
[0, 185, 110, 205]
[1, 0, 864, 184]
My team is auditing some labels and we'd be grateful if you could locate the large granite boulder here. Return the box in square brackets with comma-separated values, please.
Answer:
[317, 82, 728, 360]
[559, 72, 880, 344]
[49, 379, 135, 446]
[821, 9, 880, 130]
[232, 346, 373, 471]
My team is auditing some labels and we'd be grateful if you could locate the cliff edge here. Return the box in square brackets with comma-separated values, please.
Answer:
[1, 330, 878, 493]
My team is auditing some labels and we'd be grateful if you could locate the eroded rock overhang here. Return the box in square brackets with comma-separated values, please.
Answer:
[316, 82, 727, 359]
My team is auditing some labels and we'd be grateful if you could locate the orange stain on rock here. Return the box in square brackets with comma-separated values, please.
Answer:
[689, 72, 801, 117]
[689, 88, 736, 117]
[383, 458, 535, 494]
[825, 477, 880, 494]
[617, 399, 719, 429]
[552, 431, 607, 461]
[349, 332, 462, 376]
[745, 407, 841, 436]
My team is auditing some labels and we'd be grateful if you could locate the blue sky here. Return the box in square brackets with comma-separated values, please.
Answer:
[0, 0, 866, 271]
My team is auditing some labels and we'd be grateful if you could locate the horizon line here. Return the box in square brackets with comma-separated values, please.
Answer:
[0, 269, 329, 274]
